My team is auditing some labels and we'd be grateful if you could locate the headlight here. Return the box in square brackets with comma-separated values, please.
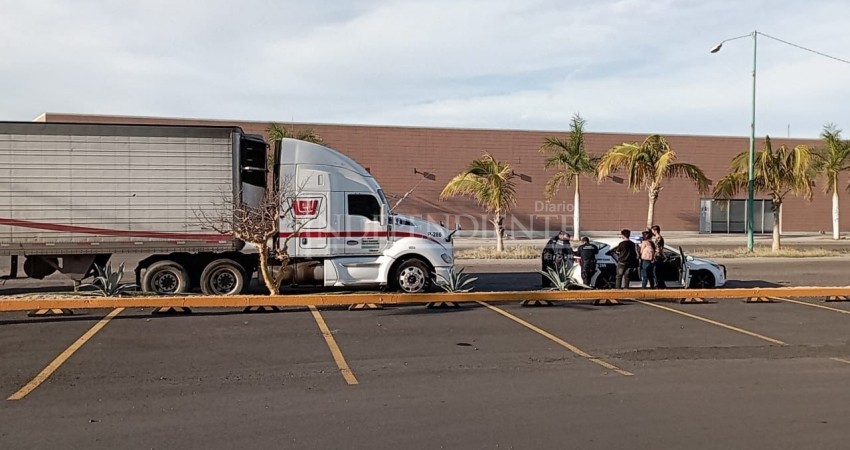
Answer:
[441, 253, 453, 264]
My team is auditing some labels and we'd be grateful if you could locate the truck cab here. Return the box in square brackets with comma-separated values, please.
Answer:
[277, 139, 453, 293]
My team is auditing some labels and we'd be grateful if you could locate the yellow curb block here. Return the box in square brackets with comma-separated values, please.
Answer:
[2, 286, 849, 312]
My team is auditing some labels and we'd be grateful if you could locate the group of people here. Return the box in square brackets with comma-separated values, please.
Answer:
[541, 225, 667, 289]
[610, 225, 666, 289]
[541, 231, 599, 287]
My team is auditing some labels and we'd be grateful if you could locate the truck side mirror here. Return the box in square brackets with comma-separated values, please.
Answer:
[445, 223, 461, 242]
[379, 203, 388, 227]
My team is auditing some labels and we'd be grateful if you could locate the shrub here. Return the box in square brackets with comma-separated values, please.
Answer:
[435, 267, 478, 293]
[81, 263, 137, 297]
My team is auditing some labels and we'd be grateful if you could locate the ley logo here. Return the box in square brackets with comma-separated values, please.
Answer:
[292, 197, 321, 218]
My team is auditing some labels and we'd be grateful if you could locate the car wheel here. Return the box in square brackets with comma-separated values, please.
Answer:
[688, 271, 715, 289]
[594, 270, 617, 289]
[142, 261, 190, 294]
[393, 259, 431, 293]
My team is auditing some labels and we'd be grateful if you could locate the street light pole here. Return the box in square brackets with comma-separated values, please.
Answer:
[712, 31, 850, 250]
[747, 31, 757, 253]
[711, 31, 758, 252]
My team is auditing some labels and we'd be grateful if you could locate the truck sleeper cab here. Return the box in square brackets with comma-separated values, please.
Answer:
[276, 138, 454, 293]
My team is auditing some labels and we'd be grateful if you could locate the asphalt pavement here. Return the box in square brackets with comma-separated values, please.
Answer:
[3, 258, 850, 449]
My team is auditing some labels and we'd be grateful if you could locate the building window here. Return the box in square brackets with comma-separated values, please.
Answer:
[699, 199, 774, 234]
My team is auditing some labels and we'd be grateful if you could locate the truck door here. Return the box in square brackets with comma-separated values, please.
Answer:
[292, 195, 328, 255]
[343, 193, 387, 255]
[280, 168, 330, 257]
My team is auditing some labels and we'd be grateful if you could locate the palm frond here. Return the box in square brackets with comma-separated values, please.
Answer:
[654, 148, 677, 184]
[440, 153, 517, 215]
[596, 143, 638, 181]
[814, 124, 850, 194]
[666, 163, 711, 194]
[266, 123, 324, 144]
[712, 172, 748, 199]
[543, 171, 570, 201]
[717, 136, 816, 202]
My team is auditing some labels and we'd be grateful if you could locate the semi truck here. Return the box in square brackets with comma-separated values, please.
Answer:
[0, 122, 454, 295]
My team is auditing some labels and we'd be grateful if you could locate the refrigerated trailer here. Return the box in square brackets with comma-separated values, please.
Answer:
[0, 122, 454, 294]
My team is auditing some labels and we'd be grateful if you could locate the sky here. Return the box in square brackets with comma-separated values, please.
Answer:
[2, 0, 850, 138]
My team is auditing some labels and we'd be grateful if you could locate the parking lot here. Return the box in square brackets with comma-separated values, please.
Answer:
[2, 257, 850, 449]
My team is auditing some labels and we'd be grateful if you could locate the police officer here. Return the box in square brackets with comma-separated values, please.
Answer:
[541, 231, 574, 287]
[575, 236, 599, 286]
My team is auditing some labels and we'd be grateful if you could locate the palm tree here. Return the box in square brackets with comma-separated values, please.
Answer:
[814, 124, 850, 240]
[440, 154, 517, 252]
[713, 137, 815, 251]
[266, 122, 324, 144]
[539, 114, 596, 237]
[596, 134, 710, 229]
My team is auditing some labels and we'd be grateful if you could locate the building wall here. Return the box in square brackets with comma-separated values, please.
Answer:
[39, 113, 846, 235]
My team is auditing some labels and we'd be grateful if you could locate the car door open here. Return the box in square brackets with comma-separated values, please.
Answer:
[678, 246, 691, 287]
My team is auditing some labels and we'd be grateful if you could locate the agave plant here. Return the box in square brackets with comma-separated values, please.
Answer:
[435, 267, 478, 293]
[539, 264, 576, 291]
[82, 263, 137, 297]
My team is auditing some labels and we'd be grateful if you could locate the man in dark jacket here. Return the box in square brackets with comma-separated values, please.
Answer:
[611, 229, 639, 289]
[541, 231, 573, 287]
[651, 225, 667, 288]
[575, 236, 599, 286]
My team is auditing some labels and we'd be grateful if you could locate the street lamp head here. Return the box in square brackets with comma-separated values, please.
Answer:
[709, 43, 723, 53]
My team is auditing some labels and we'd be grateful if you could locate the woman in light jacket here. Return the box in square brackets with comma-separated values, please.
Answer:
[639, 230, 657, 289]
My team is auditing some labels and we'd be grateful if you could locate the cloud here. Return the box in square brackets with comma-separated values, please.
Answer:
[1, 0, 849, 137]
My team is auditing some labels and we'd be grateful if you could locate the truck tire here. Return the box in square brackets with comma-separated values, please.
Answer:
[393, 259, 431, 294]
[142, 261, 190, 295]
[200, 259, 246, 296]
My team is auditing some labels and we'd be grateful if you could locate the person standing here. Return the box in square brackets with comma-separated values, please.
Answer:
[575, 236, 599, 286]
[611, 229, 639, 289]
[541, 231, 574, 287]
[639, 230, 657, 288]
[651, 225, 667, 288]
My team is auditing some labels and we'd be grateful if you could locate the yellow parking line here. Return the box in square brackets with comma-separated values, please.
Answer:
[477, 301, 633, 376]
[772, 297, 850, 315]
[636, 301, 786, 346]
[830, 357, 850, 365]
[309, 306, 358, 385]
[7, 308, 124, 401]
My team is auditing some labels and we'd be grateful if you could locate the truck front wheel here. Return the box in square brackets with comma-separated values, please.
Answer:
[142, 261, 190, 294]
[200, 259, 246, 296]
[393, 259, 431, 294]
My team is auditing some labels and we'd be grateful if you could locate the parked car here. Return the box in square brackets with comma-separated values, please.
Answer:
[567, 238, 726, 289]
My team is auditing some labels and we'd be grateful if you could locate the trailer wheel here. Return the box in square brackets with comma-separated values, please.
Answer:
[393, 259, 431, 294]
[200, 259, 246, 296]
[143, 261, 190, 295]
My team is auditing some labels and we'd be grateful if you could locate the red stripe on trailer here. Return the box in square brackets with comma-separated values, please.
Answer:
[0, 218, 228, 242]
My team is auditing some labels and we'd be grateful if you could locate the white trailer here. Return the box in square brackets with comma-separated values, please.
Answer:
[0, 123, 453, 294]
